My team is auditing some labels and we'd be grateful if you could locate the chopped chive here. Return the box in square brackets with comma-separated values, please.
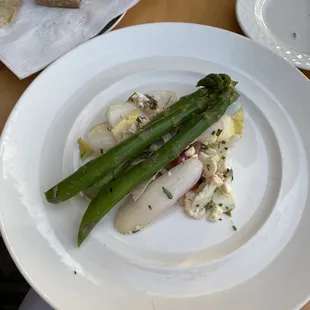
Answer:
[205, 203, 213, 211]
[211, 131, 216, 135]
[201, 143, 208, 150]
[127, 93, 136, 102]
[222, 140, 226, 144]
[207, 164, 210, 171]
[224, 147, 228, 150]
[100, 149, 104, 154]
[224, 210, 232, 217]
[219, 203, 223, 206]
[148, 205, 152, 210]
[232, 225, 237, 231]
[200, 176, 207, 183]
[145, 94, 158, 109]
[221, 156, 226, 160]
[216, 129, 222, 137]
[162, 187, 173, 199]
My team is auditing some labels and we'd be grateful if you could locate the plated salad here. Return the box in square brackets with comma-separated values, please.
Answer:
[44, 73, 243, 246]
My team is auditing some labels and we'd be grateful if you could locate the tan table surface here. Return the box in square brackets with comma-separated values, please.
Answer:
[0, 0, 309, 308]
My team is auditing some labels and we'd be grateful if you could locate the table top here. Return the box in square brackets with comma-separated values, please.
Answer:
[0, 0, 309, 309]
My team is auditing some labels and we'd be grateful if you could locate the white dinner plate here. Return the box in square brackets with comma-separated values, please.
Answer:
[0, 23, 310, 310]
[236, 0, 310, 70]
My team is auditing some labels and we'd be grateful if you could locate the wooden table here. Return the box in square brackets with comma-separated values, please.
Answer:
[0, 0, 309, 309]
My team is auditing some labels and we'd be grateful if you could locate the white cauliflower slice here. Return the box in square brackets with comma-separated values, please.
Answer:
[202, 147, 219, 160]
[184, 197, 206, 219]
[185, 175, 223, 219]
[209, 142, 229, 173]
[203, 134, 217, 145]
[207, 204, 223, 222]
[221, 169, 233, 194]
[184, 191, 206, 219]
[212, 188, 235, 212]
[218, 156, 229, 173]
[198, 152, 218, 177]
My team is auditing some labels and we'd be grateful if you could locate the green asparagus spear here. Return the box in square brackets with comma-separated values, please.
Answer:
[78, 88, 239, 246]
[82, 160, 130, 199]
[141, 73, 234, 129]
[45, 74, 234, 204]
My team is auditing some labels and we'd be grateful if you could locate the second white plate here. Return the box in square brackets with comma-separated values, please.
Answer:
[236, 0, 310, 70]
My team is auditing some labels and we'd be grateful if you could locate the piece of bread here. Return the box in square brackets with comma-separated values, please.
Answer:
[36, 0, 80, 8]
[0, 0, 20, 27]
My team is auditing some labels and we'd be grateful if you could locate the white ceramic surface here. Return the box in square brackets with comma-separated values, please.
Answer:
[236, 0, 310, 70]
[0, 23, 310, 310]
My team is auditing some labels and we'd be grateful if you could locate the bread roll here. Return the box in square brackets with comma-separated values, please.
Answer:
[0, 0, 20, 27]
[36, 0, 80, 9]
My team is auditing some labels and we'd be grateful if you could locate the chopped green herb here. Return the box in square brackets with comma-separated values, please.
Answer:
[211, 130, 216, 135]
[221, 156, 226, 160]
[100, 149, 104, 154]
[224, 147, 228, 150]
[224, 210, 232, 217]
[232, 225, 237, 231]
[127, 92, 136, 102]
[216, 129, 222, 137]
[200, 176, 207, 183]
[207, 164, 210, 171]
[219, 218, 222, 221]
[145, 94, 158, 109]
[205, 203, 213, 211]
[107, 127, 112, 131]
[201, 143, 208, 150]
[219, 203, 223, 207]
[196, 204, 200, 207]
[148, 205, 152, 210]
[226, 168, 230, 173]
[131, 229, 139, 234]
[162, 187, 173, 199]
[222, 140, 226, 144]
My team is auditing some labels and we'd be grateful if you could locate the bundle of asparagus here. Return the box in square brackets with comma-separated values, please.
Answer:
[44, 73, 239, 245]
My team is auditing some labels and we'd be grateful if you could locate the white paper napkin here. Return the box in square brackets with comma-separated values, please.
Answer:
[0, 0, 139, 79]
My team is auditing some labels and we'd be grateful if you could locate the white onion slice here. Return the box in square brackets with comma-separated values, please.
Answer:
[106, 102, 137, 128]
[87, 123, 116, 153]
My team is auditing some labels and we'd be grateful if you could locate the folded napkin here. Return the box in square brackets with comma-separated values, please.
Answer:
[0, 0, 139, 79]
